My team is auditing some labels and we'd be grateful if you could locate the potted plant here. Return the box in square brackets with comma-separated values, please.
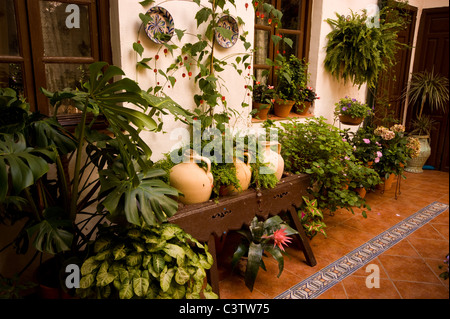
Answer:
[231, 215, 297, 292]
[271, 55, 308, 117]
[324, 5, 408, 89]
[372, 124, 414, 190]
[279, 117, 374, 217]
[402, 69, 449, 173]
[252, 82, 275, 120]
[0, 63, 188, 297]
[76, 223, 217, 299]
[334, 97, 372, 125]
[295, 86, 319, 115]
[298, 196, 326, 239]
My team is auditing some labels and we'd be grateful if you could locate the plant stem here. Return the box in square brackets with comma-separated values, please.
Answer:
[69, 97, 88, 222]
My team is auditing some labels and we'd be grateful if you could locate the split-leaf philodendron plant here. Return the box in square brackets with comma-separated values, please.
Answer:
[0, 62, 189, 271]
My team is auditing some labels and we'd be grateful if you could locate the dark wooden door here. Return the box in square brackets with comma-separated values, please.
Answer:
[373, 4, 417, 126]
[410, 7, 449, 172]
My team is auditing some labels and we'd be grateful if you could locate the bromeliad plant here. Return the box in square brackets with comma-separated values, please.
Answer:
[76, 223, 217, 299]
[231, 216, 297, 292]
[0, 62, 189, 284]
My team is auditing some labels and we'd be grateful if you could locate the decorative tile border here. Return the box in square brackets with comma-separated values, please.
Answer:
[275, 201, 449, 299]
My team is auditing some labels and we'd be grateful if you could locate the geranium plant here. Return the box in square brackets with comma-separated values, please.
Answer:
[349, 126, 384, 164]
[231, 215, 297, 292]
[252, 82, 275, 105]
[299, 86, 319, 103]
[334, 97, 372, 120]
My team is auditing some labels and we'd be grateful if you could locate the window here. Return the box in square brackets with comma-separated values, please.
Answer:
[0, 0, 111, 127]
[254, 0, 312, 85]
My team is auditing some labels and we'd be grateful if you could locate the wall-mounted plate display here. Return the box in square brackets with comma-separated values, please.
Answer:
[215, 15, 239, 48]
[145, 6, 174, 44]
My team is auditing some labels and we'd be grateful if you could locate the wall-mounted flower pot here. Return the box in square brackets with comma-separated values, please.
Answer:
[274, 99, 295, 118]
[295, 101, 311, 115]
[252, 102, 270, 120]
[339, 114, 363, 125]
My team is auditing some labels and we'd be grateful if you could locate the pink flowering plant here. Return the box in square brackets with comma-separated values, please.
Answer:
[299, 86, 319, 103]
[252, 82, 276, 105]
[231, 215, 297, 292]
[334, 96, 372, 119]
[373, 124, 412, 179]
[350, 126, 384, 164]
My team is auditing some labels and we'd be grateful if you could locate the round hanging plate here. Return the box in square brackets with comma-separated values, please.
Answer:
[215, 15, 239, 48]
[144, 6, 174, 44]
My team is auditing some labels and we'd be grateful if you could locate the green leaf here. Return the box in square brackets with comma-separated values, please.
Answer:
[113, 244, 127, 260]
[133, 277, 149, 297]
[163, 243, 185, 265]
[96, 271, 116, 287]
[175, 267, 190, 285]
[133, 42, 144, 57]
[195, 7, 212, 27]
[119, 280, 134, 299]
[245, 242, 263, 292]
[160, 267, 175, 292]
[79, 274, 95, 289]
[26, 208, 73, 254]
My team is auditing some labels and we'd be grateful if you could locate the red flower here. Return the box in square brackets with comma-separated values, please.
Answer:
[263, 228, 293, 252]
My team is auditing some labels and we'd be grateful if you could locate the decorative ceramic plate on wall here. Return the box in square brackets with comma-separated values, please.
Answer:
[145, 6, 174, 44]
[215, 15, 239, 48]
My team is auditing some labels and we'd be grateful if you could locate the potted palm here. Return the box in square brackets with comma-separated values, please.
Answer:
[403, 69, 449, 173]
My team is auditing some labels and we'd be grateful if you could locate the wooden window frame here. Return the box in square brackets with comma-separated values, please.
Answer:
[254, 0, 312, 85]
[1, 0, 112, 129]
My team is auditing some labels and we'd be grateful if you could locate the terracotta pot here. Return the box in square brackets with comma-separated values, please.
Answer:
[274, 99, 295, 117]
[339, 114, 363, 125]
[376, 173, 396, 191]
[169, 150, 214, 204]
[227, 153, 252, 195]
[405, 135, 431, 174]
[355, 187, 367, 198]
[252, 102, 270, 120]
[295, 101, 311, 115]
[260, 141, 284, 181]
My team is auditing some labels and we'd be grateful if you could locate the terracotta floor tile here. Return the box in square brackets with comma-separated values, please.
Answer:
[430, 223, 449, 240]
[341, 275, 402, 299]
[378, 255, 442, 284]
[341, 216, 391, 236]
[393, 281, 449, 299]
[326, 225, 375, 250]
[218, 275, 268, 299]
[316, 282, 347, 299]
[351, 258, 389, 279]
[383, 239, 421, 258]
[408, 237, 450, 260]
[424, 258, 450, 289]
[431, 209, 449, 225]
[408, 223, 447, 241]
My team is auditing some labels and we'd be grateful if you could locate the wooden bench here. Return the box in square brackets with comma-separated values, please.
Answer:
[168, 173, 317, 297]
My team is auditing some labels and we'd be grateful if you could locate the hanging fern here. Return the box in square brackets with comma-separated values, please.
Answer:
[324, 6, 408, 88]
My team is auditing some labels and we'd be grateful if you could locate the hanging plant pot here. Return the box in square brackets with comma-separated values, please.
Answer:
[339, 114, 363, 125]
[295, 101, 311, 115]
[274, 99, 295, 118]
[252, 102, 270, 120]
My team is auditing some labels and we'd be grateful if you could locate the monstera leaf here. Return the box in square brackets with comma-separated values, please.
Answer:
[99, 168, 179, 226]
[0, 133, 54, 201]
[26, 207, 73, 254]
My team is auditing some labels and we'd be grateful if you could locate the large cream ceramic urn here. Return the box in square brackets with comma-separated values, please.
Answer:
[261, 141, 284, 181]
[228, 153, 252, 194]
[169, 150, 214, 205]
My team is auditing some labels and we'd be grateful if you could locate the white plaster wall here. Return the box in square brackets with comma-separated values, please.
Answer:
[308, 0, 378, 129]
[111, 0, 254, 161]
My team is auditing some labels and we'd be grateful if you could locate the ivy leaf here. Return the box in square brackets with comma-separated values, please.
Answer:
[216, 27, 233, 41]
[175, 29, 185, 41]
